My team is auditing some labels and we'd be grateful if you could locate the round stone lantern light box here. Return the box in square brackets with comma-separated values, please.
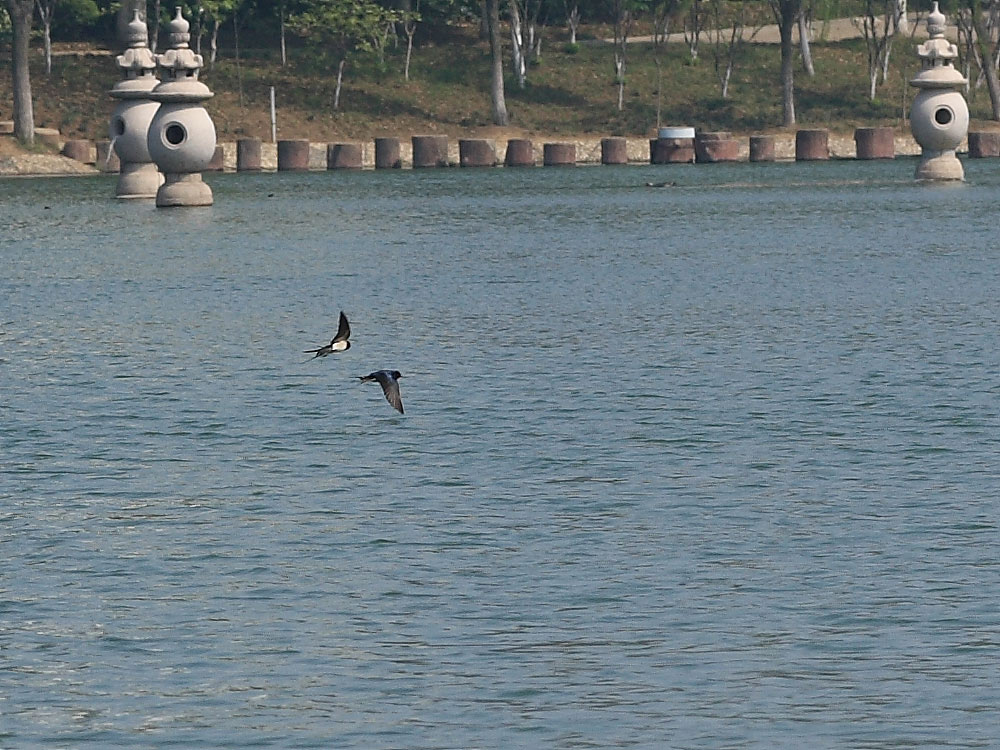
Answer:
[109, 10, 163, 199]
[909, 2, 968, 181]
[147, 7, 217, 207]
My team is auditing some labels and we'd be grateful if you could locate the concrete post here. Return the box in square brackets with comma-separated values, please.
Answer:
[854, 127, 895, 159]
[412, 135, 449, 167]
[749, 135, 776, 162]
[795, 129, 829, 161]
[504, 139, 535, 166]
[237, 137, 262, 171]
[375, 137, 402, 169]
[459, 139, 497, 167]
[327, 143, 364, 169]
[543, 143, 576, 166]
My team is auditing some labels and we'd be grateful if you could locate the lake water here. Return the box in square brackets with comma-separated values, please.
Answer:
[2, 160, 998, 749]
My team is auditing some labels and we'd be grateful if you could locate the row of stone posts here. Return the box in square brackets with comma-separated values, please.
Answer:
[80, 124, 1000, 172]
[218, 127, 941, 171]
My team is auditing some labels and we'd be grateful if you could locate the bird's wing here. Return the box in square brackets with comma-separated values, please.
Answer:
[379, 376, 404, 414]
[333, 311, 351, 343]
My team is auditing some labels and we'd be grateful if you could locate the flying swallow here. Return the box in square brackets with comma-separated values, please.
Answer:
[305, 311, 351, 359]
[360, 370, 404, 414]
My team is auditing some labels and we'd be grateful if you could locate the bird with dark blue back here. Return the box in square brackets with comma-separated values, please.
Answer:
[360, 370, 404, 414]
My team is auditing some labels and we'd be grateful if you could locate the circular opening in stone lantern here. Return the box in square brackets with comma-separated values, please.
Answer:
[112, 117, 126, 136]
[165, 123, 187, 147]
[934, 107, 954, 127]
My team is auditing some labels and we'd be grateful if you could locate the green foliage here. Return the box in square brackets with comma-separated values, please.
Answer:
[288, 0, 401, 60]
[564, 41, 581, 53]
[51, 0, 102, 37]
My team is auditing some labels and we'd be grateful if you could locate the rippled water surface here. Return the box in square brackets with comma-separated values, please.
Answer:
[2, 161, 999, 748]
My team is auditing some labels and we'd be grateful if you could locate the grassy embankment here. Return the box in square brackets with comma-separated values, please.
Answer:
[3, 21, 1000, 148]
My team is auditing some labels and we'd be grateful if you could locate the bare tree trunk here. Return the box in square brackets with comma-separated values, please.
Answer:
[710, 0, 758, 99]
[6, 0, 35, 145]
[280, 5, 287, 66]
[210, 18, 220, 67]
[510, 1, 527, 88]
[881, 35, 895, 83]
[234, 12, 245, 109]
[654, 56, 663, 127]
[404, 24, 415, 80]
[35, 0, 54, 76]
[194, 7, 203, 55]
[334, 58, 346, 110]
[685, 0, 703, 59]
[151, 0, 161, 52]
[771, 0, 799, 126]
[43, 23, 53, 76]
[486, 0, 509, 125]
[565, 3, 579, 44]
[857, 0, 898, 100]
[613, 4, 632, 111]
[798, 9, 815, 76]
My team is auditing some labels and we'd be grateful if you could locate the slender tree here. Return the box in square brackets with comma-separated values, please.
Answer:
[289, 0, 401, 111]
[150, 0, 162, 52]
[35, 0, 57, 76]
[769, 0, 801, 125]
[509, 0, 543, 88]
[611, 0, 647, 110]
[855, 0, 899, 100]
[485, 0, 510, 124]
[684, 0, 703, 60]
[612, 0, 634, 110]
[963, 0, 1000, 119]
[708, 0, 761, 99]
[4, 0, 35, 145]
[199, 0, 243, 68]
[798, 0, 814, 76]
[401, 1, 421, 81]
[563, 0, 581, 44]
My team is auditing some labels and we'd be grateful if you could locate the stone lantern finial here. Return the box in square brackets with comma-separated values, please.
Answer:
[124, 10, 149, 47]
[927, 1, 946, 37]
[909, 2, 968, 180]
[166, 7, 192, 49]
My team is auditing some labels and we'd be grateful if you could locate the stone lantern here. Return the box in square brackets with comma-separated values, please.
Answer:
[147, 7, 217, 207]
[109, 10, 162, 199]
[909, 2, 968, 181]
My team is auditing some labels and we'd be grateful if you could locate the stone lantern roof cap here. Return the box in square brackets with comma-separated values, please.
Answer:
[112, 9, 158, 94]
[910, 0, 966, 88]
[150, 7, 214, 101]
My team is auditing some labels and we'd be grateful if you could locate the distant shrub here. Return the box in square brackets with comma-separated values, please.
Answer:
[563, 42, 580, 54]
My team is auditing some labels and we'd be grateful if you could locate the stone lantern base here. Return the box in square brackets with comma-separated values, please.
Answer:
[116, 162, 164, 199]
[915, 149, 964, 181]
[156, 172, 213, 207]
